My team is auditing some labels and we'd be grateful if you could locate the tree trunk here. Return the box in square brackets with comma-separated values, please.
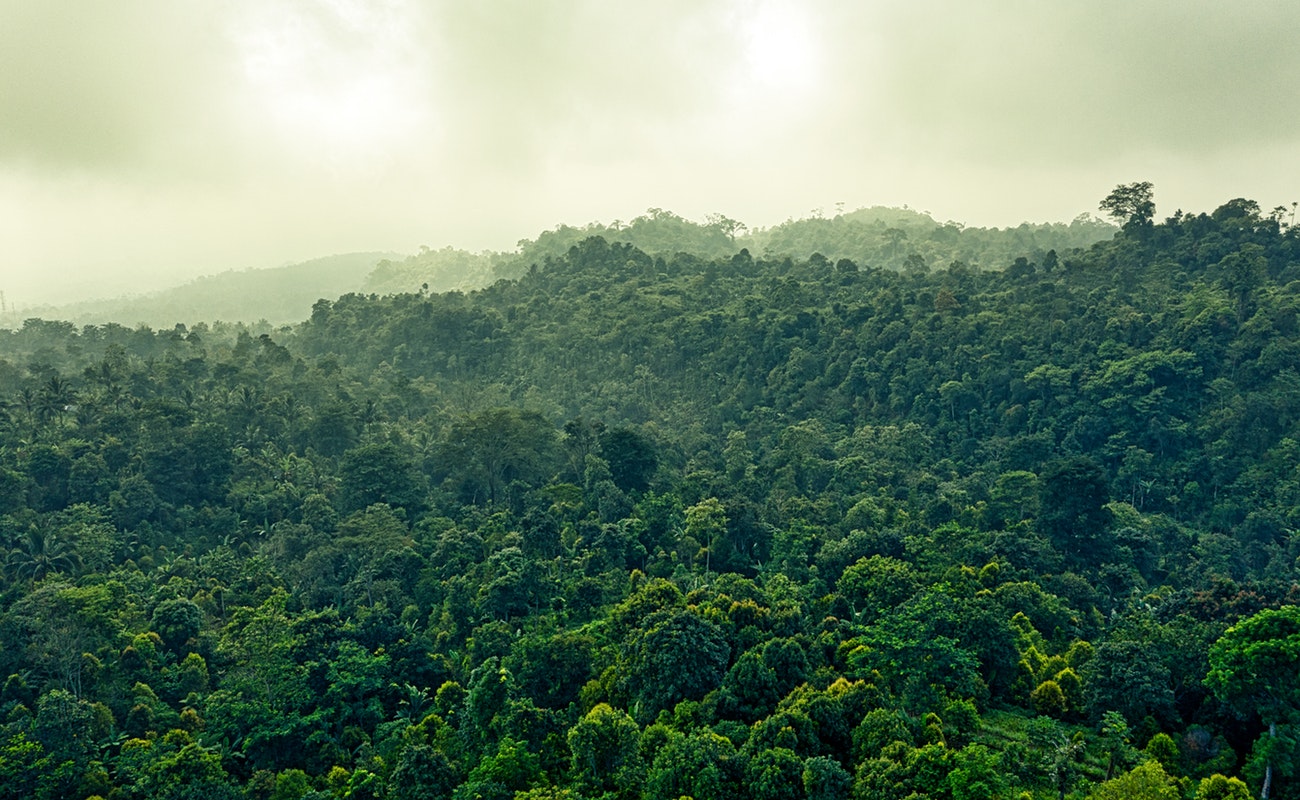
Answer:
[1263, 720, 1276, 800]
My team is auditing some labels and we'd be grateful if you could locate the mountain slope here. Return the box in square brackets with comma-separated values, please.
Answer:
[1, 196, 1298, 799]
[19, 251, 397, 328]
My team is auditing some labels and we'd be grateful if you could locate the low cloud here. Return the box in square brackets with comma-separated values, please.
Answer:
[2, 1, 1298, 306]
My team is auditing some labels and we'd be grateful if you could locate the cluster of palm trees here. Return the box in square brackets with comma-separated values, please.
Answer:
[3, 374, 78, 435]
[3, 376, 83, 586]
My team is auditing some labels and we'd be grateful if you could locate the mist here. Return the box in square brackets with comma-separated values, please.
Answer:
[3, 0, 1298, 307]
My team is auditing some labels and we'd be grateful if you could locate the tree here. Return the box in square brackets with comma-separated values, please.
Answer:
[456, 736, 543, 800]
[442, 408, 559, 504]
[803, 755, 852, 800]
[705, 212, 746, 243]
[1206, 606, 1300, 800]
[1217, 244, 1268, 324]
[1196, 774, 1253, 800]
[36, 374, 76, 428]
[215, 591, 307, 713]
[623, 609, 728, 721]
[31, 688, 97, 766]
[338, 441, 425, 513]
[332, 503, 420, 609]
[684, 497, 727, 576]
[644, 729, 739, 800]
[1098, 710, 1137, 779]
[1100, 182, 1156, 231]
[949, 744, 1008, 800]
[747, 747, 805, 800]
[836, 555, 919, 622]
[567, 703, 642, 800]
[8, 582, 118, 698]
[389, 745, 458, 800]
[1081, 640, 1176, 726]
[116, 730, 237, 800]
[152, 598, 203, 652]
[1039, 456, 1112, 568]
[5, 528, 80, 582]
[717, 647, 785, 723]
[1086, 760, 1179, 800]
[0, 733, 43, 800]
[599, 427, 658, 493]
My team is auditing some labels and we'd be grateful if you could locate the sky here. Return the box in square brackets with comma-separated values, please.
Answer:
[2, 1, 1298, 307]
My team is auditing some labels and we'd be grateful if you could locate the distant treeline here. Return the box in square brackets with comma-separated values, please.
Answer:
[7, 206, 1114, 330]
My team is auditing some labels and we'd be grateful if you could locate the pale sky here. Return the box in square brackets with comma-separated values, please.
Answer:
[2, 1, 1298, 306]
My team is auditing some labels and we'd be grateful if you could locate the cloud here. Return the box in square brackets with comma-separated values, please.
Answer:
[2, 1, 1298, 306]
[828, 2, 1300, 165]
[0, 1, 241, 174]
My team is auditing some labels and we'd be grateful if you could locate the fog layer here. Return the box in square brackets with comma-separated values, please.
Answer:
[2, 0, 1298, 305]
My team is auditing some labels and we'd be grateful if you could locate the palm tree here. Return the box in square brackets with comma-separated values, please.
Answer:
[6, 528, 81, 582]
[14, 387, 38, 435]
[37, 375, 76, 429]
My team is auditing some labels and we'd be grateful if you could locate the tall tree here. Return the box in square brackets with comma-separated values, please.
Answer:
[1206, 606, 1300, 800]
[1100, 182, 1156, 231]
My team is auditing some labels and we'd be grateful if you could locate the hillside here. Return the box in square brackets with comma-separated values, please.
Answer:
[4, 207, 1115, 330]
[352, 206, 1117, 295]
[11, 252, 398, 329]
[1, 192, 1299, 799]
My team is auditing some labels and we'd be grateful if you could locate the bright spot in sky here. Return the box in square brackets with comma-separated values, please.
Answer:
[736, 1, 822, 98]
[231, 1, 431, 170]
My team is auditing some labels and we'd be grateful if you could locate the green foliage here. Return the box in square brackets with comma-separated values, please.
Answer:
[598, 427, 659, 493]
[151, 598, 203, 652]
[1143, 732, 1181, 777]
[1081, 640, 1176, 726]
[441, 409, 560, 504]
[1086, 760, 1179, 800]
[1100, 181, 1156, 230]
[338, 442, 424, 513]
[1206, 606, 1300, 722]
[1195, 773, 1252, 800]
[567, 703, 641, 799]
[621, 609, 728, 722]
[949, 744, 1008, 800]
[0, 194, 1297, 799]
[455, 736, 543, 800]
[644, 729, 740, 800]
[836, 555, 919, 622]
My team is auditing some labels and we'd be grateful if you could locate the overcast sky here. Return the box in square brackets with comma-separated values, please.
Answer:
[3, 1, 1298, 306]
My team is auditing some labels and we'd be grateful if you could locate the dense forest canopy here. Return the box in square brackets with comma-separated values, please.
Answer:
[1, 190, 1300, 800]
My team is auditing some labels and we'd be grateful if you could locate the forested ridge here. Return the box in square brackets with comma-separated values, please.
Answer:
[6, 205, 1113, 330]
[2, 191, 1300, 800]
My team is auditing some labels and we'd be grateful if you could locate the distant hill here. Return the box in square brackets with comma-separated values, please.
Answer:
[744, 205, 1116, 270]
[15, 251, 398, 328]
[362, 247, 497, 296]
[487, 206, 1116, 282]
[1, 206, 1117, 330]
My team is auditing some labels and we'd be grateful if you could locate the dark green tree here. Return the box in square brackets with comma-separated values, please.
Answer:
[152, 598, 203, 652]
[623, 609, 728, 721]
[599, 427, 658, 493]
[390, 745, 458, 800]
[1100, 181, 1156, 231]
[338, 441, 425, 513]
[442, 409, 559, 504]
[1039, 456, 1112, 568]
